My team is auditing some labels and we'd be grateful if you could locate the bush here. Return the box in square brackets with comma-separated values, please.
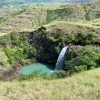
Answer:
[4, 48, 27, 64]
[65, 34, 76, 44]
[11, 32, 30, 47]
[96, 11, 100, 18]
[65, 47, 100, 72]
[51, 70, 68, 78]
[75, 32, 94, 45]
[4, 46, 37, 65]
[74, 65, 87, 72]
[0, 35, 10, 47]
[4, 32, 37, 65]
[11, 32, 20, 46]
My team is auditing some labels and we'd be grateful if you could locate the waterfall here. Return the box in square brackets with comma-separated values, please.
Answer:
[55, 46, 68, 70]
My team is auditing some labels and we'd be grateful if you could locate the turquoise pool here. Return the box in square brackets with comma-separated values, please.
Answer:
[19, 63, 54, 75]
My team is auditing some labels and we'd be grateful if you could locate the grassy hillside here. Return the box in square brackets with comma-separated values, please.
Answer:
[0, 4, 61, 34]
[0, 1, 100, 35]
[0, 68, 100, 100]
[0, 49, 11, 78]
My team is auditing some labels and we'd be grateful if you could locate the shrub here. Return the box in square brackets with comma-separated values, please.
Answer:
[96, 11, 100, 18]
[65, 34, 76, 44]
[65, 47, 100, 72]
[74, 65, 87, 72]
[51, 70, 67, 78]
[0, 35, 10, 47]
[4, 48, 27, 64]
[75, 32, 94, 45]
[11, 32, 20, 46]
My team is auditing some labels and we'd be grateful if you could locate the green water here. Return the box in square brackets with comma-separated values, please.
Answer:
[19, 63, 54, 75]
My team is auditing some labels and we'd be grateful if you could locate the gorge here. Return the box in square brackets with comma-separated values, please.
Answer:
[0, 0, 100, 80]
[19, 46, 68, 75]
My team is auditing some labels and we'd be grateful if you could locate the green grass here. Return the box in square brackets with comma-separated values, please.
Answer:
[0, 49, 10, 77]
[44, 20, 100, 38]
[44, 20, 100, 28]
[0, 68, 100, 100]
[0, 4, 62, 35]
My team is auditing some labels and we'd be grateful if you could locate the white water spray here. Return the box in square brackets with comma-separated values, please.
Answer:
[55, 46, 68, 70]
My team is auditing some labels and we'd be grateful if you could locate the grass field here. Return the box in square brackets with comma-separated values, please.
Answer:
[0, 68, 100, 100]
[0, 49, 11, 78]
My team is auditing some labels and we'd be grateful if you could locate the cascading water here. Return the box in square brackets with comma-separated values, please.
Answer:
[55, 46, 68, 70]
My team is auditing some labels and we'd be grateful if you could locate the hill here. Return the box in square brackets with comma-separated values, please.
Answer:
[0, 0, 95, 10]
[0, 68, 100, 100]
[0, 0, 25, 10]
[25, 0, 94, 3]
[0, 1, 100, 35]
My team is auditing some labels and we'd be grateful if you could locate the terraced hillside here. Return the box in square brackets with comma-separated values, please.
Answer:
[0, 4, 61, 34]
[0, 1, 100, 35]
